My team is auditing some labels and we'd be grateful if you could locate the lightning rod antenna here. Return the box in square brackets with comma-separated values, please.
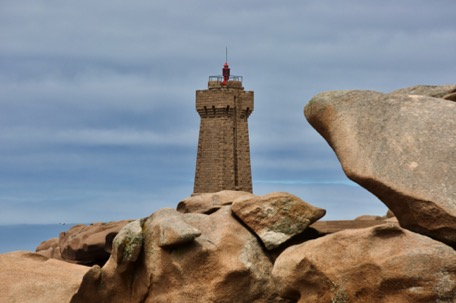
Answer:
[225, 47, 228, 63]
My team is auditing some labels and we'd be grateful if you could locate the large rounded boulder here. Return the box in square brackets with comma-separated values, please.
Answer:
[304, 86, 456, 247]
[272, 224, 456, 302]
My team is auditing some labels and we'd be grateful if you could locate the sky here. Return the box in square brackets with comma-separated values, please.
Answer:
[1, 0, 455, 225]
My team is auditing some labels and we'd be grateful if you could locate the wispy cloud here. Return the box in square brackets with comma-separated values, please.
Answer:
[0, 127, 197, 147]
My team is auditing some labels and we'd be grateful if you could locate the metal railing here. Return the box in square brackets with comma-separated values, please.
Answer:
[208, 75, 243, 82]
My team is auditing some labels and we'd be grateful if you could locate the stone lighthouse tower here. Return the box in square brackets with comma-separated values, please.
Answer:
[193, 61, 254, 194]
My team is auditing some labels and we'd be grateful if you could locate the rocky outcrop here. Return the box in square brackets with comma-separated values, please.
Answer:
[0, 251, 89, 303]
[272, 224, 456, 303]
[178, 190, 254, 214]
[71, 206, 293, 303]
[36, 237, 62, 260]
[309, 219, 393, 235]
[354, 214, 384, 220]
[231, 192, 326, 250]
[304, 87, 456, 247]
[5, 186, 456, 302]
[57, 220, 130, 265]
[35, 220, 131, 265]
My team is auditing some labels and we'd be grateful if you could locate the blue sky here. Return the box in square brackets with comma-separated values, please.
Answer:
[1, 0, 455, 224]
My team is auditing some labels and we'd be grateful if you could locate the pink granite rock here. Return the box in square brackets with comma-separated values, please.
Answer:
[59, 220, 130, 265]
[232, 192, 326, 250]
[177, 190, 254, 214]
[71, 207, 290, 303]
[0, 251, 89, 303]
[305, 88, 456, 247]
[273, 224, 456, 302]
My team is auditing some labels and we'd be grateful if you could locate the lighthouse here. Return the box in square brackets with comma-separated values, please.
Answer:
[193, 61, 254, 194]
